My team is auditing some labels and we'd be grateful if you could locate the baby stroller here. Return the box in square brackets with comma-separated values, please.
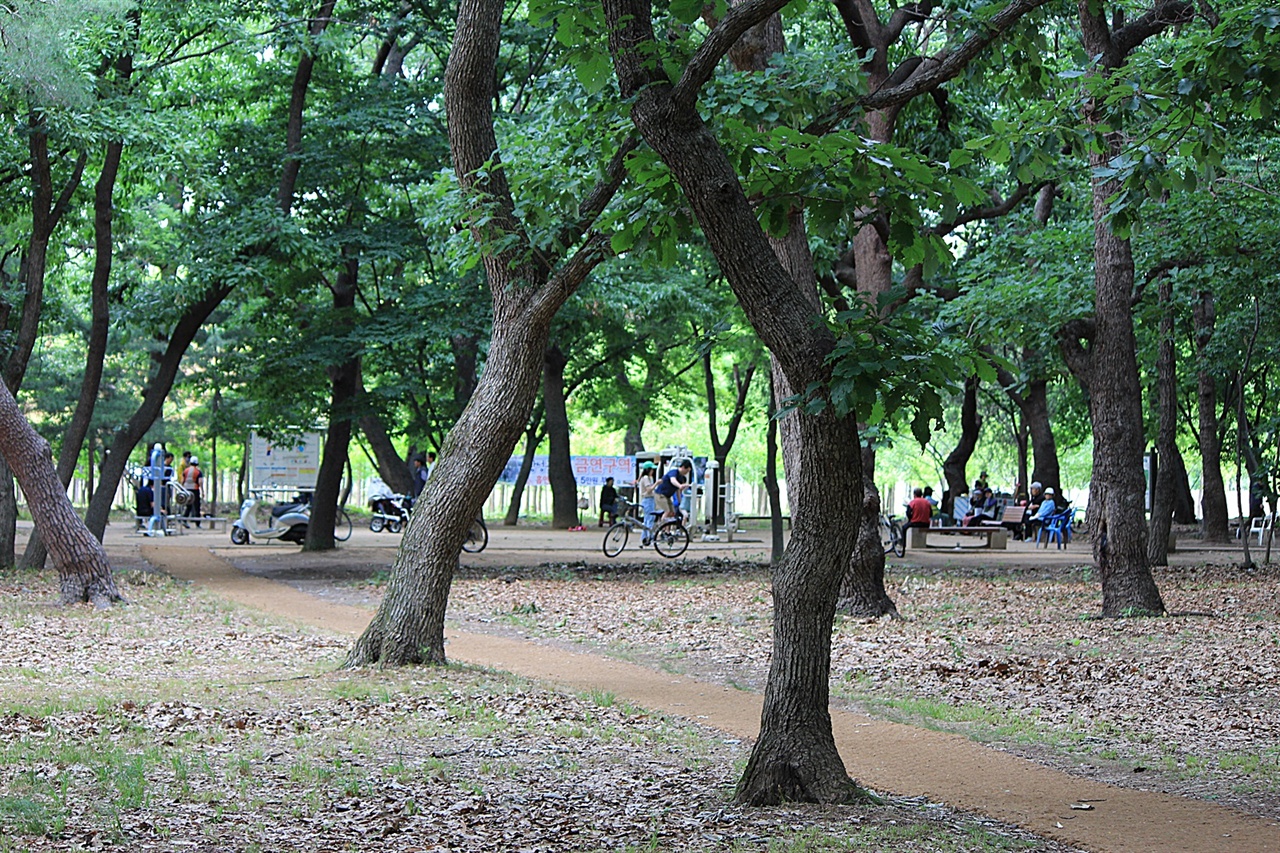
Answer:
[369, 493, 412, 533]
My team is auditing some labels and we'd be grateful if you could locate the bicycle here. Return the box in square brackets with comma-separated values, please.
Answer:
[880, 513, 905, 557]
[462, 515, 488, 553]
[334, 506, 352, 542]
[602, 498, 653, 558]
[651, 516, 690, 558]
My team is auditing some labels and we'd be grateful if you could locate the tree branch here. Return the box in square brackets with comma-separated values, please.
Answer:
[671, 0, 794, 109]
[807, 0, 1051, 134]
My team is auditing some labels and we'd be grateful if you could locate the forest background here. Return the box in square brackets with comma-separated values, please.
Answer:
[0, 1, 1276, 573]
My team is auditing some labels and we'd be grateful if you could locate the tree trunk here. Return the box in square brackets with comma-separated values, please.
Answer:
[346, 0, 617, 666]
[942, 375, 982, 511]
[84, 283, 235, 539]
[21, 137, 121, 571]
[1194, 290, 1229, 540]
[504, 419, 540, 526]
[0, 380, 118, 605]
[838, 448, 898, 617]
[1073, 0, 1191, 616]
[347, 314, 559, 665]
[1148, 274, 1177, 566]
[607, 0, 871, 803]
[1023, 379, 1061, 491]
[1085, 171, 1164, 615]
[543, 344, 579, 529]
[0, 125, 88, 566]
[358, 384, 414, 495]
[0, 464, 15, 569]
[765, 382, 783, 565]
[451, 332, 479, 408]
[305, 256, 359, 551]
[1169, 446, 1196, 525]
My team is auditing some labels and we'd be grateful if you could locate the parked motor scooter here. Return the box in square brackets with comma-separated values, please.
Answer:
[230, 491, 310, 544]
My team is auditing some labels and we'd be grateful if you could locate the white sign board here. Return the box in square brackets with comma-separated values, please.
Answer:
[250, 431, 322, 490]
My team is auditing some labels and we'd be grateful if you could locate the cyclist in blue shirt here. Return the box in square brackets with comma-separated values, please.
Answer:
[654, 461, 692, 522]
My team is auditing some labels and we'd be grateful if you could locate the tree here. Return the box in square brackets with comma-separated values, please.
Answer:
[1061, 0, 1202, 616]
[346, 0, 632, 666]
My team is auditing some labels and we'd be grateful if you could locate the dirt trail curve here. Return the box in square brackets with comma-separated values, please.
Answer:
[139, 541, 1280, 853]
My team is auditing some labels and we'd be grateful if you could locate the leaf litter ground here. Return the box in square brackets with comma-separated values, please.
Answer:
[5, 524, 1279, 851]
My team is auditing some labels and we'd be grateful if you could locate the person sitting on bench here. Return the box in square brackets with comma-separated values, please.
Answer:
[1027, 487, 1058, 540]
[599, 477, 619, 527]
[906, 488, 933, 529]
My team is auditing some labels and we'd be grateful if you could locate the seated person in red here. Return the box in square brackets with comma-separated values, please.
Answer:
[905, 488, 933, 529]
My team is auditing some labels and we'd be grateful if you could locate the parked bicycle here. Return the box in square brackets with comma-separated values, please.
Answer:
[880, 512, 905, 557]
[462, 515, 488, 553]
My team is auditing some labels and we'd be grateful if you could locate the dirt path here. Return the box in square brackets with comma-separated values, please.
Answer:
[136, 536, 1280, 853]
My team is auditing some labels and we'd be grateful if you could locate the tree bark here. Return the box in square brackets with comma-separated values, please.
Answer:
[346, 0, 619, 666]
[1022, 380, 1061, 491]
[84, 282, 235, 538]
[358, 409, 414, 495]
[1194, 290, 1229, 540]
[21, 137, 121, 571]
[305, 255, 360, 551]
[504, 416, 542, 526]
[0, 123, 87, 566]
[544, 344, 579, 528]
[0, 380, 118, 605]
[606, 0, 870, 804]
[1076, 0, 1191, 615]
[942, 375, 982, 511]
[1148, 274, 1177, 566]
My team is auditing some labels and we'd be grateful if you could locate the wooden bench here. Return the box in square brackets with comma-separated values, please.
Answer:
[907, 526, 1009, 550]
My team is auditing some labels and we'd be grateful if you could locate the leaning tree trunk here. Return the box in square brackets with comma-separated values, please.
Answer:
[0, 465, 15, 569]
[0, 379, 118, 605]
[1194, 290, 1230, 540]
[608, 0, 874, 803]
[358, 388, 414, 495]
[543, 344, 579, 529]
[346, 0, 620, 666]
[504, 420, 540, 526]
[1148, 274, 1177, 566]
[84, 283, 234, 539]
[347, 313, 558, 665]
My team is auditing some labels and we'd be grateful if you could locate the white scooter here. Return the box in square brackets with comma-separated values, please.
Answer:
[230, 491, 310, 545]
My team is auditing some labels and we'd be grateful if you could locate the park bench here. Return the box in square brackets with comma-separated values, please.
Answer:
[977, 504, 1027, 538]
[906, 525, 1009, 550]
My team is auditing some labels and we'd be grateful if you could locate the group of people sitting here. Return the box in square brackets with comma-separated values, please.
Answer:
[904, 475, 1067, 542]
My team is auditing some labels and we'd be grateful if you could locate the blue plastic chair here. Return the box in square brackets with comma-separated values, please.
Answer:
[1037, 510, 1072, 549]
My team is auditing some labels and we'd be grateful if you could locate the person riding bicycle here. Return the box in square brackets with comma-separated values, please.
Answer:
[654, 460, 692, 524]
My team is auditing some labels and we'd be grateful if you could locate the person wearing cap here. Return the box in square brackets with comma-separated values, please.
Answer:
[1018, 481, 1045, 539]
[181, 454, 204, 527]
[1028, 487, 1058, 541]
[636, 462, 658, 544]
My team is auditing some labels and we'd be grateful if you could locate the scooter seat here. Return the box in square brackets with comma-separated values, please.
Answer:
[271, 502, 307, 519]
